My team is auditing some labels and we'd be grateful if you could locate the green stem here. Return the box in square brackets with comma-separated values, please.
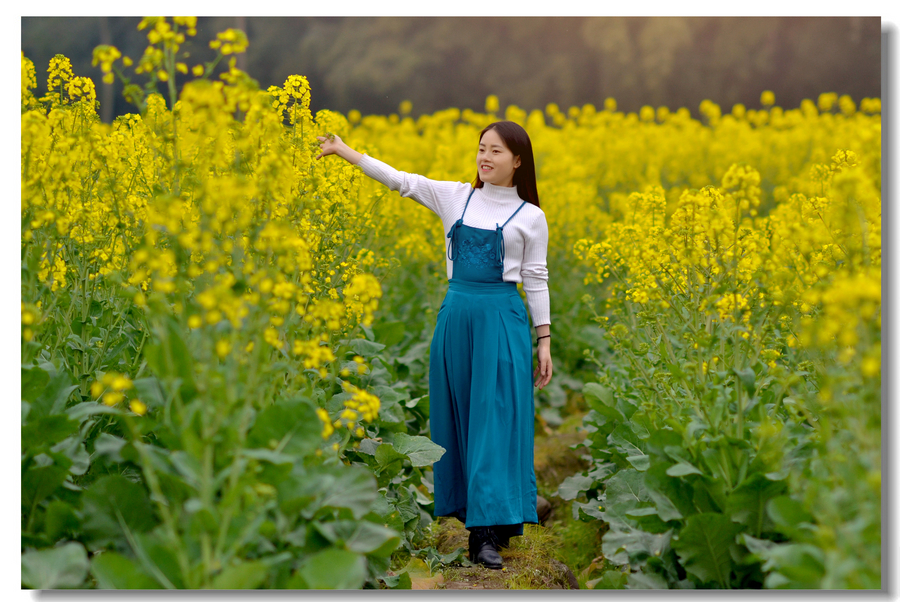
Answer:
[126, 417, 192, 587]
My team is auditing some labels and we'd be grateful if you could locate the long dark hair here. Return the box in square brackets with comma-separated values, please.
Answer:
[473, 121, 540, 208]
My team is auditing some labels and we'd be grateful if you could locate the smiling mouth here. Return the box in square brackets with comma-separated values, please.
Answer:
[480, 165, 493, 171]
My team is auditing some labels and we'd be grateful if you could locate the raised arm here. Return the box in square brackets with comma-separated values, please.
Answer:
[316, 133, 470, 218]
[315, 133, 363, 164]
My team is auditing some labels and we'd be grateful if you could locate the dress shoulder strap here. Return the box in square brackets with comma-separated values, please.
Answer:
[459, 187, 476, 222]
[493, 200, 527, 267]
[446, 188, 477, 261]
[499, 200, 527, 229]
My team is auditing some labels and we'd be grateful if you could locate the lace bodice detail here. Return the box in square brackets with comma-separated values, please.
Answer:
[456, 237, 496, 269]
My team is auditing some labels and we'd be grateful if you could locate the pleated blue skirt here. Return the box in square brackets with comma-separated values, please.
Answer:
[429, 278, 538, 533]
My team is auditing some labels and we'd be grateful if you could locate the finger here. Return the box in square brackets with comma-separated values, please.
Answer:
[540, 361, 551, 388]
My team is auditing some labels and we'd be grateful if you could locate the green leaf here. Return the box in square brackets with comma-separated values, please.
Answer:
[587, 462, 617, 481]
[726, 474, 787, 537]
[392, 487, 421, 523]
[247, 396, 321, 458]
[129, 529, 186, 589]
[275, 466, 319, 517]
[184, 498, 219, 536]
[307, 466, 379, 520]
[92, 433, 127, 463]
[295, 548, 367, 589]
[373, 443, 406, 481]
[626, 506, 659, 517]
[315, 520, 401, 557]
[392, 432, 445, 467]
[357, 438, 380, 456]
[700, 447, 732, 489]
[758, 542, 826, 589]
[645, 429, 683, 457]
[396, 340, 429, 367]
[44, 501, 80, 541]
[382, 571, 413, 589]
[50, 436, 90, 476]
[144, 316, 197, 402]
[666, 462, 703, 477]
[210, 560, 270, 589]
[90, 551, 162, 589]
[349, 338, 386, 357]
[373, 321, 407, 348]
[21, 364, 51, 405]
[605, 469, 648, 508]
[574, 500, 604, 521]
[583, 384, 626, 424]
[626, 570, 670, 589]
[163, 451, 201, 490]
[608, 424, 647, 460]
[65, 401, 122, 422]
[626, 454, 651, 471]
[583, 382, 613, 407]
[602, 526, 672, 567]
[242, 449, 297, 465]
[576, 324, 608, 351]
[590, 570, 627, 589]
[600, 469, 650, 530]
[556, 475, 594, 501]
[81, 476, 158, 548]
[662, 444, 696, 466]
[416, 545, 469, 566]
[132, 377, 166, 410]
[644, 463, 691, 522]
[25, 363, 78, 418]
[371, 385, 408, 424]
[21, 542, 89, 589]
[739, 532, 776, 561]
[22, 465, 69, 511]
[22, 415, 80, 455]
[766, 496, 815, 539]
[732, 366, 756, 397]
[672, 513, 741, 587]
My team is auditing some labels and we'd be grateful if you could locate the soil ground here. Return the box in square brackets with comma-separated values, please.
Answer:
[396, 409, 605, 590]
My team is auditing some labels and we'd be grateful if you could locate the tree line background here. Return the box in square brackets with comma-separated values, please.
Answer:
[22, 16, 881, 122]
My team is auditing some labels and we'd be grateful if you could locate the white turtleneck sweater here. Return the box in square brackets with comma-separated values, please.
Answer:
[358, 154, 551, 327]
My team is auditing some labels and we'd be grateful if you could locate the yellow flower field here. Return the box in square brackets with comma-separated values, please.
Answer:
[21, 17, 880, 590]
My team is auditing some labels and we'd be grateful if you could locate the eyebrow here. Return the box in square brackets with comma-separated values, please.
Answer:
[479, 143, 506, 149]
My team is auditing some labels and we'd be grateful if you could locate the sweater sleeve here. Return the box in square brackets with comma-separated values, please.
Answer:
[521, 210, 551, 327]
[358, 154, 470, 221]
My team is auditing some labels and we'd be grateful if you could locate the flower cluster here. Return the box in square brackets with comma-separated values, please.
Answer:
[336, 383, 382, 438]
[22, 20, 387, 425]
[90, 372, 146, 415]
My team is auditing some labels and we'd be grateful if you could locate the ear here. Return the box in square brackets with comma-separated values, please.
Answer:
[514, 156, 521, 169]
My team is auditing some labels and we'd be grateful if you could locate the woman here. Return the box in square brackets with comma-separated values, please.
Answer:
[316, 121, 552, 570]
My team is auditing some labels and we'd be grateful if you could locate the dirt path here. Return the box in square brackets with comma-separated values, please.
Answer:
[399, 419, 592, 590]
[423, 517, 580, 590]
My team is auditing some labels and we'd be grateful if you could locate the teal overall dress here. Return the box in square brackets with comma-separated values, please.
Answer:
[429, 188, 539, 538]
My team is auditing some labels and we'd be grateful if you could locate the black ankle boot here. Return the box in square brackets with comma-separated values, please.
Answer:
[468, 527, 503, 569]
[493, 525, 513, 550]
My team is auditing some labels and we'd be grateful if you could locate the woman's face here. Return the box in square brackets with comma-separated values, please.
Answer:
[477, 128, 521, 188]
